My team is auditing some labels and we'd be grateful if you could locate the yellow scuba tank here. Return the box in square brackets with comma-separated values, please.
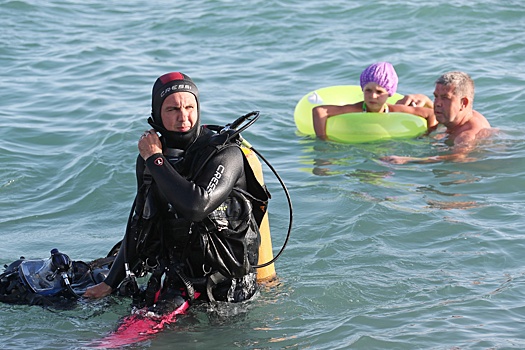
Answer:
[241, 145, 276, 283]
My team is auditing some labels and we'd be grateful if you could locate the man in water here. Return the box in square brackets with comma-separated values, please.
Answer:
[84, 72, 268, 309]
[382, 71, 492, 164]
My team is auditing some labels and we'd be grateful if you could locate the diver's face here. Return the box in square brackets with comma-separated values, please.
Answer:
[160, 92, 198, 132]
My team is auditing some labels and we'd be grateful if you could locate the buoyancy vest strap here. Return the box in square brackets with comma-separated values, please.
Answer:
[232, 187, 267, 206]
[188, 142, 236, 182]
[144, 260, 166, 307]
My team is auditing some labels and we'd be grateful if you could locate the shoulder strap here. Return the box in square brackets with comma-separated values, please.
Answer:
[184, 127, 238, 181]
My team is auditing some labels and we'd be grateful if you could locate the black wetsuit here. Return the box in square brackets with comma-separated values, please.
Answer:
[104, 127, 264, 304]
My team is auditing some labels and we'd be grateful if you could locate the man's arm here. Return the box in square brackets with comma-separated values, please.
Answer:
[389, 104, 438, 129]
[380, 142, 476, 164]
[380, 152, 473, 165]
[146, 146, 244, 221]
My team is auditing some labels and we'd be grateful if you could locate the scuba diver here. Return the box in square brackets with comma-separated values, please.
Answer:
[83, 72, 271, 313]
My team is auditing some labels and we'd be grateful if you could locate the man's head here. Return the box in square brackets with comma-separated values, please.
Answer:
[150, 72, 200, 149]
[433, 71, 475, 126]
[435, 71, 475, 102]
[359, 62, 398, 97]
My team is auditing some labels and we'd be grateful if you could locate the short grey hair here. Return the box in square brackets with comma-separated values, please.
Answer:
[435, 71, 475, 102]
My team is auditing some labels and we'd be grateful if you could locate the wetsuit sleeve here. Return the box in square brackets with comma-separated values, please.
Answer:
[145, 145, 245, 222]
[103, 224, 134, 289]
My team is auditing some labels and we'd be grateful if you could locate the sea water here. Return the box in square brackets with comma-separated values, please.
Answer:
[1, 0, 525, 349]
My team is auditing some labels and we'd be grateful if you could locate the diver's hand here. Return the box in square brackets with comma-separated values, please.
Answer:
[83, 281, 113, 299]
[138, 129, 163, 160]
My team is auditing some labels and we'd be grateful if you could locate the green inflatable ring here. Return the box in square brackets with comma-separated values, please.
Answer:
[293, 85, 428, 143]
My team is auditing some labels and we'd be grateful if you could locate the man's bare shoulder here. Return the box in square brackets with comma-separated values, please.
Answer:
[472, 110, 491, 128]
[453, 111, 493, 145]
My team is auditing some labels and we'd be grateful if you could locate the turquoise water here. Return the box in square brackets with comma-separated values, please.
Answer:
[2, 0, 525, 349]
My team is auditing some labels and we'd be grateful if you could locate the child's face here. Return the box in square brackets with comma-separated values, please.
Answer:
[363, 82, 389, 112]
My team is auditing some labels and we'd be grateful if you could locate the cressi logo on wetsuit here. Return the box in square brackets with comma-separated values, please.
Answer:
[205, 164, 225, 194]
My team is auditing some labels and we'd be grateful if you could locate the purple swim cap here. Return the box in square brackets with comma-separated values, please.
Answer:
[359, 62, 398, 96]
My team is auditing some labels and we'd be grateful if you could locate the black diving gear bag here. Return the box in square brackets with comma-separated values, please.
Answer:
[0, 249, 113, 306]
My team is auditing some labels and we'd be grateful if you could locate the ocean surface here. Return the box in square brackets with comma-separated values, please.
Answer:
[2, 0, 525, 349]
